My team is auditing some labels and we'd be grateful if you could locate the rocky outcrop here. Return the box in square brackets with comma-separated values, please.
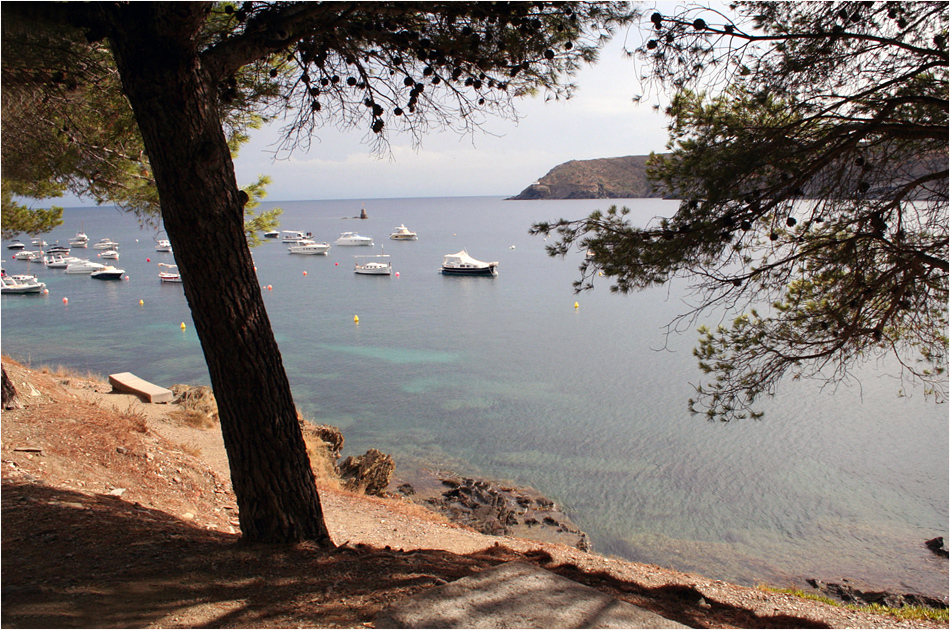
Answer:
[407, 473, 591, 552]
[806, 579, 948, 610]
[508, 155, 664, 200]
[925, 536, 948, 558]
[338, 448, 395, 496]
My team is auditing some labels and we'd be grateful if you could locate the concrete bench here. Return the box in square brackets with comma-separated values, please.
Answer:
[108, 372, 174, 404]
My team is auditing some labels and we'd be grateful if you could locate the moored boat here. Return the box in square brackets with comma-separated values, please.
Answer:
[92, 238, 119, 250]
[281, 230, 313, 243]
[100, 249, 120, 260]
[288, 240, 331, 255]
[263, 230, 279, 239]
[69, 227, 89, 248]
[13, 250, 43, 261]
[354, 254, 392, 275]
[335, 231, 374, 246]
[91, 265, 125, 280]
[45, 255, 83, 268]
[65, 260, 107, 274]
[158, 263, 182, 283]
[389, 224, 418, 240]
[155, 239, 172, 253]
[6, 240, 26, 250]
[1, 274, 46, 294]
[440, 250, 498, 276]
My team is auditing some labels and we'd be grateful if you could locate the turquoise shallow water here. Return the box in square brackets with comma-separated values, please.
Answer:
[2, 197, 947, 596]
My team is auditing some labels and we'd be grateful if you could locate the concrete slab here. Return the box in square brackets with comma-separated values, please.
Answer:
[108, 372, 174, 404]
[375, 561, 689, 629]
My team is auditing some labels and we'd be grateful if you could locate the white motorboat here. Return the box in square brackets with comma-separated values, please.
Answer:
[69, 227, 89, 248]
[158, 263, 182, 283]
[354, 254, 392, 275]
[46, 244, 70, 254]
[1, 274, 46, 294]
[389, 224, 418, 240]
[100, 249, 120, 260]
[335, 231, 374, 246]
[440, 250, 498, 276]
[65, 260, 107, 274]
[288, 240, 331, 255]
[155, 239, 172, 253]
[263, 230, 279, 239]
[45, 255, 83, 268]
[91, 265, 125, 280]
[92, 238, 119, 250]
[6, 240, 26, 250]
[31, 238, 47, 247]
[281, 230, 313, 243]
[13, 250, 43, 261]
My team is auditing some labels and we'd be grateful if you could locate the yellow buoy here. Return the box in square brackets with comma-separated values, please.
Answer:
[354, 315, 359, 324]
[180, 322, 186, 330]
[574, 301, 579, 309]
[139, 299, 144, 306]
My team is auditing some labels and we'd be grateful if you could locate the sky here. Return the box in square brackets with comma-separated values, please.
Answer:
[46, 20, 676, 206]
[231, 31, 672, 202]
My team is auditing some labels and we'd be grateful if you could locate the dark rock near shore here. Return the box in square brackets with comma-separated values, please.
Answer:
[339, 448, 395, 496]
[417, 472, 591, 552]
[925, 536, 948, 557]
[806, 578, 948, 610]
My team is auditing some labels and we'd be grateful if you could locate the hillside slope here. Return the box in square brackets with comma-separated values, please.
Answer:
[508, 155, 663, 200]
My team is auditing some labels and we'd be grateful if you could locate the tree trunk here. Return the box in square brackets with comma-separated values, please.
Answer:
[104, 4, 332, 545]
[2, 366, 21, 410]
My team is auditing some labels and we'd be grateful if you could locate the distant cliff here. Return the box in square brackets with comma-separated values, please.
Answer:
[508, 155, 665, 200]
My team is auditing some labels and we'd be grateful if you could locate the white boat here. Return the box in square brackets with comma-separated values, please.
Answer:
[65, 260, 107, 274]
[45, 255, 83, 268]
[69, 227, 89, 248]
[91, 265, 125, 280]
[92, 238, 119, 250]
[389, 224, 418, 240]
[155, 239, 172, 253]
[100, 249, 120, 260]
[335, 231, 374, 246]
[354, 254, 392, 275]
[158, 263, 182, 283]
[31, 238, 47, 247]
[6, 240, 26, 250]
[281, 230, 313, 243]
[46, 244, 70, 254]
[263, 230, 279, 239]
[1, 275, 46, 294]
[440, 250, 498, 276]
[288, 239, 331, 255]
[13, 250, 43, 261]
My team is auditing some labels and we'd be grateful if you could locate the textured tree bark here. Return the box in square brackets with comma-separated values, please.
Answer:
[2, 366, 21, 410]
[104, 4, 332, 545]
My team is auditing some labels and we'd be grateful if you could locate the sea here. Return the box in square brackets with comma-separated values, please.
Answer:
[2, 196, 947, 597]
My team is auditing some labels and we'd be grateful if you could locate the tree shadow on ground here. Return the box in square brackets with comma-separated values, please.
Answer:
[2, 481, 831, 628]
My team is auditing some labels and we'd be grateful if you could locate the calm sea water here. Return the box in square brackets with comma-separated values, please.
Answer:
[2, 197, 947, 595]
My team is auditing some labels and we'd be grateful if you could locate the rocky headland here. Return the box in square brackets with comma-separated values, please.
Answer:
[508, 154, 664, 200]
